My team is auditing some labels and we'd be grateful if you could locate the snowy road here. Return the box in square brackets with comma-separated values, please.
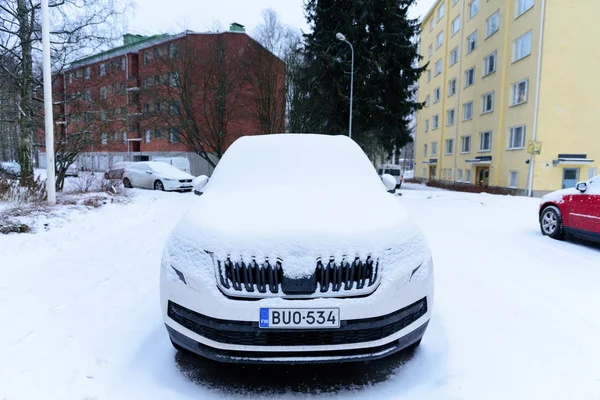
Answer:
[2, 187, 600, 399]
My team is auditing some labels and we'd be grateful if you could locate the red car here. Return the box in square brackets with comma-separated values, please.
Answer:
[539, 175, 600, 242]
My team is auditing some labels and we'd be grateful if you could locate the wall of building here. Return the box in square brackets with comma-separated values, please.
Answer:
[533, 0, 600, 194]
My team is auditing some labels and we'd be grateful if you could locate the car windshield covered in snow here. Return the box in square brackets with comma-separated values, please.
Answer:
[204, 134, 384, 193]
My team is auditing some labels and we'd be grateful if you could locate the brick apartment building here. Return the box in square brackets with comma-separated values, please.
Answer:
[40, 23, 285, 176]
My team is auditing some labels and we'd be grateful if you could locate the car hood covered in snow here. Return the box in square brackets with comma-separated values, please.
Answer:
[164, 134, 429, 280]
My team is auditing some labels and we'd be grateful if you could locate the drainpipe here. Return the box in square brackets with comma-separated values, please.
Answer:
[527, 0, 547, 197]
[452, 0, 468, 184]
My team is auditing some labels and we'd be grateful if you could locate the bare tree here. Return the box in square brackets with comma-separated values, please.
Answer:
[0, 0, 130, 186]
[146, 34, 256, 168]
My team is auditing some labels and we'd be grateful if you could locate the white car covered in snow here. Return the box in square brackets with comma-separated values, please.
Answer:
[160, 134, 434, 364]
[122, 161, 194, 192]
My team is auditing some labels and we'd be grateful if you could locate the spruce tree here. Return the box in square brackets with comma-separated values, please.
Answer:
[299, 0, 426, 161]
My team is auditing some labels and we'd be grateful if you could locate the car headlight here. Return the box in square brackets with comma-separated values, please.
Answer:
[410, 255, 433, 282]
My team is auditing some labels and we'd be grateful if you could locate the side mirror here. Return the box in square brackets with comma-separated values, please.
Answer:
[381, 174, 396, 193]
[192, 175, 209, 196]
[576, 182, 587, 193]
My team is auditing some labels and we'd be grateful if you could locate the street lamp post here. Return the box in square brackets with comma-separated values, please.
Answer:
[41, 0, 56, 204]
[336, 32, 354, 140]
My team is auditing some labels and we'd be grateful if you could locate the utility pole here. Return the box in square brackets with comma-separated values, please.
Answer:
[41, 0, 56, 203]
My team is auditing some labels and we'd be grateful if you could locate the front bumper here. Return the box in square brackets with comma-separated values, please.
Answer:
[163, 180, 193, 191]
[161, 256, 433, 363]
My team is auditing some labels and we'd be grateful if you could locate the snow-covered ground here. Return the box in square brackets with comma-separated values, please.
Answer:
[2, 187, 600, 399]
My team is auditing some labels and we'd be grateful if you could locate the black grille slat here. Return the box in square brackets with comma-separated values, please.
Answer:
[167, 298, 427, 347]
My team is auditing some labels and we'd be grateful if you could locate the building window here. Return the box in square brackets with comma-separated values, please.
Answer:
[486, 11, 500, 38]
[514, 31, 532, 61]
[453, 0, 459, 5]
[466, 31, 477, 55]
[425, 95, 430, 107]
[170, 128, 180, 143]
[169, 71, 179, 87]
[423, 168, 427, 178]
[68, 72, 73, 84]
[511, 78, 529, 105]
[482, 91, 494, 113]
[452, 16, 461, 36]
[425, 119, 430, 132]
[432, 115, 440, 130]
[461, 135, 471, 153]
[145, 130, 151, 143]
[509, 171, 518, 188]
[438, 3, 445, 20]
[463, 101, 473, 120]
[122, 131, 127, 144]
[121, 57, 126, 70]
[154, 129, 162, 139]
[427, 70, 432, 82]
[144, 51, 151, 65]
[431, 141, 438, 156]
[428, 44, 433, 58]
[84, 67, 90, 80]
[144, 103, 150, 115]
[169, 102, 180, 115]
[120, 107, 127, 119]
[429, 19, 434, 32]
[436, 31, 444, 49]
[100, 63, 106, 76]
[443, 168, 447, 179]
[434, 87, 441, 103]
[588, 167, 597, 180]
[457, 169, 463, 182]
[447, 109, 455, 125]
[480, 131, 492, 151]
[155, 102, 161, 113]
[435, 59, 443, 76]
[465, 67, 475, 87]
[100, 87, 107, 100]
[448, 78, 457, 96]
[468, 0, 479, 19]
[101, 133, 107, 145]
[516, 0, 534, 17]
[424, 144, 428, 156]
[100, 110, 106, 121]
[450, 47, 459, 66]
[113, 132, 119, 141]
[84, 90, 92, 102]
[508, 125, 526, 149]
[483, 51, 497, 76]
[466, 169, 471, 182]
[169, 43, 179, 58]
[449, 168, 453, 179]
[445, 138, 454, 154]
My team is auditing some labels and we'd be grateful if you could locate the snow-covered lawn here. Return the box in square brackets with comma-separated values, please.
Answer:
[2, 187, 600, 399]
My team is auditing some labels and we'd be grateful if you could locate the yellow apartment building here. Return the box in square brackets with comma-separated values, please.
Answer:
[414, 0, 600, 196]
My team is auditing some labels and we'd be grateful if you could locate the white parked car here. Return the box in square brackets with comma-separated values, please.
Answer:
[160, 134, 434, 364]
[378, 164, 404, 188]
[65, 163, 79, 177]
[122, 161, 194, 192]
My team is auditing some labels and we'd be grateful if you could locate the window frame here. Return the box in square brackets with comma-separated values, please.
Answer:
[463, 101, 473, 120]
[461, 135, 472, 153]
[466, 31, 477, 54]
[436, 31, 444, 49]
[457, 169, 463, 182]
[432, 114, 440, 130]
[479, 131, 492, 152]
[486, 10, 500, 38]
[516, 0, 534, 18]
[424, 143, 428, 156]
[483, 51, 497, 76]
[445, 138, 454, 154]
[510, 78, 529, 106]
[465, 67, 475, 87]
[508, 125, 526, 150]
[425, 119, 430, 132]
[435, 59, 443, 76]
[513, 30, 533, 62]
[481, 91, 495, 114]
[438, 3, 445, 20]
[468, 0, 479, 19]
[447, 109, 456, 125]
[431, 141, 438, 156]
[450, 46, 459, 66]
[509, 171, 518, 188]
[434, 87, 441, 103]
[100, 63, 106, 76]
[465, 169, 472, 183]
[452, 16, 461, 36]
[145, 130, 151, 144]
[428, 44, 433, 58]
[448, 78, 457, 96]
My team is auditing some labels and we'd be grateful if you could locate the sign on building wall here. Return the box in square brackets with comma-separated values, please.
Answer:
[527, 141, 543, 155]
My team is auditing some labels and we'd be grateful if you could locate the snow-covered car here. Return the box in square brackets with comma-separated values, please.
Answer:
[160, 134, 434, 364]
[539, 174, 600, 243]
[122, 161, 194, 192]
[0, 161, 21, 179]
[378, 164, 404, 188]
[65, 163, 79, 177]
[104, 161, 133, 180]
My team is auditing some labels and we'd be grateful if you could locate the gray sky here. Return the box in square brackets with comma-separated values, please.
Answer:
[128, 0, 438, 36]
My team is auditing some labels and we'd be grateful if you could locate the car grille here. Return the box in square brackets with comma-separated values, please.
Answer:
[167, 297, 427, 346]
[216, 256, 380, 298]
[178, 179, 192, 183]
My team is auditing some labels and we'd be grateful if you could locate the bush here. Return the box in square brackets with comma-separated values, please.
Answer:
[425, 180, 518, 195]
[0, 173, 47, 203]
[68, 173, 123, 195]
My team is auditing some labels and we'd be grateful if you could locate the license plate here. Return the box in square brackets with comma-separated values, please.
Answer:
[259, 308, 340, 329]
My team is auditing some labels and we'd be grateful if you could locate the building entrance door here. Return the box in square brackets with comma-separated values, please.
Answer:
[476, 166, 490, 187]
[429, 165, 437, 181]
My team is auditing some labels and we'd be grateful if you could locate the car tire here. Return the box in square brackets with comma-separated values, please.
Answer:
[154, 180, 164, 191]
[104, 173, 109, 180]
[540, 206, 565, 240]
[123, 178, 132, 188]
